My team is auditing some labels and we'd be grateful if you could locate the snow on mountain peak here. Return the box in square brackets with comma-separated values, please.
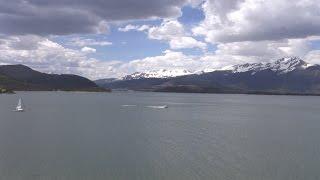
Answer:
[122, 69, 193, 80]
[270, 57, 307, 73]
[232, 57, 311, 74]
[120, 57, 314, 80]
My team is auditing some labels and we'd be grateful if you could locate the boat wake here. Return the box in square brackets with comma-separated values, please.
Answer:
[122, 105, 169, 109]
[122, 105, 137, 107]
[146, 105, 168, 109]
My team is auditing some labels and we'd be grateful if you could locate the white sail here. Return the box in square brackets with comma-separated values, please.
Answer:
[17, 99, 22, 108]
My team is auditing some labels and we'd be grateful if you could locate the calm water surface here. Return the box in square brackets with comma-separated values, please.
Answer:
[0, 91, 319, 180]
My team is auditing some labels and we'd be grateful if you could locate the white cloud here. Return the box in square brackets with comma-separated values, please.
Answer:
[193, 0, 320, 43]
[148, 20, 185, 40]
[169, 36, 207, 50]
[118, 24, 138, 32]
[138, 25, 152, 31]
[216, 39, 311, 60]
[81, 46, 97, 53]
[118, 24, 150, 32]
[148, 20, 207, 49]
[68, 37, 112, 47]
[119, 20, 207, 50]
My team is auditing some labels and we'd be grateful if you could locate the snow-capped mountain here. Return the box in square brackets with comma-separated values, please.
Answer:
[121, 57, 314, 80]
[122, 69, 193, 80]
[97, 57, 320, 95]
[232, 57, 313, 74]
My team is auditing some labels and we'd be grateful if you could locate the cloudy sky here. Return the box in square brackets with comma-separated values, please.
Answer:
[0, 0, 320, 79]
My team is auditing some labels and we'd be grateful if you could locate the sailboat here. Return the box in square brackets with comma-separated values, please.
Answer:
[14, 98, 24, 112]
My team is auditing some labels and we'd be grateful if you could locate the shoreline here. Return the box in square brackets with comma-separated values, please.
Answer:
[112, 89, 320, 97]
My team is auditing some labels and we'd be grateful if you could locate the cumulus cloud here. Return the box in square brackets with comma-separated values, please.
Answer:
[148, 20, 185, 40]
[0, 0, 194, 35]
[168, 36, 207, 50]
[216, 39, 312, 60]
[149, 20, 207, 49]
[81, 46, 97, 53]
[1, 0, 320, 79]
[193, 0, 320, 43]
[121, 20, 207, 49]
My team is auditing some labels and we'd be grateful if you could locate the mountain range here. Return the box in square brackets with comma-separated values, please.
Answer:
[96, 57, 320, 95]
[0, 64, 108, 92]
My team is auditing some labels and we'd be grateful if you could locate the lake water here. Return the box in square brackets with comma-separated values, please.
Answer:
[0, 91, 319, 180]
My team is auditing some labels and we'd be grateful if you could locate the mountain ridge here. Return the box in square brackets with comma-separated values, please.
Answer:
[0, 64, 109, 92]
[96, 57, 320, 95]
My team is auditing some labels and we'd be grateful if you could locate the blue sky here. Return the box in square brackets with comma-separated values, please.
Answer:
[0, 0, 320, 79]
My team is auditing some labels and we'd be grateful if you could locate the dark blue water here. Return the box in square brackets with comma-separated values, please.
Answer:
[0, 92, 319, 180]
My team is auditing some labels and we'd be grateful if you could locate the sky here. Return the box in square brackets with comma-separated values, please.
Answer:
[0, 0, 320, 79]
